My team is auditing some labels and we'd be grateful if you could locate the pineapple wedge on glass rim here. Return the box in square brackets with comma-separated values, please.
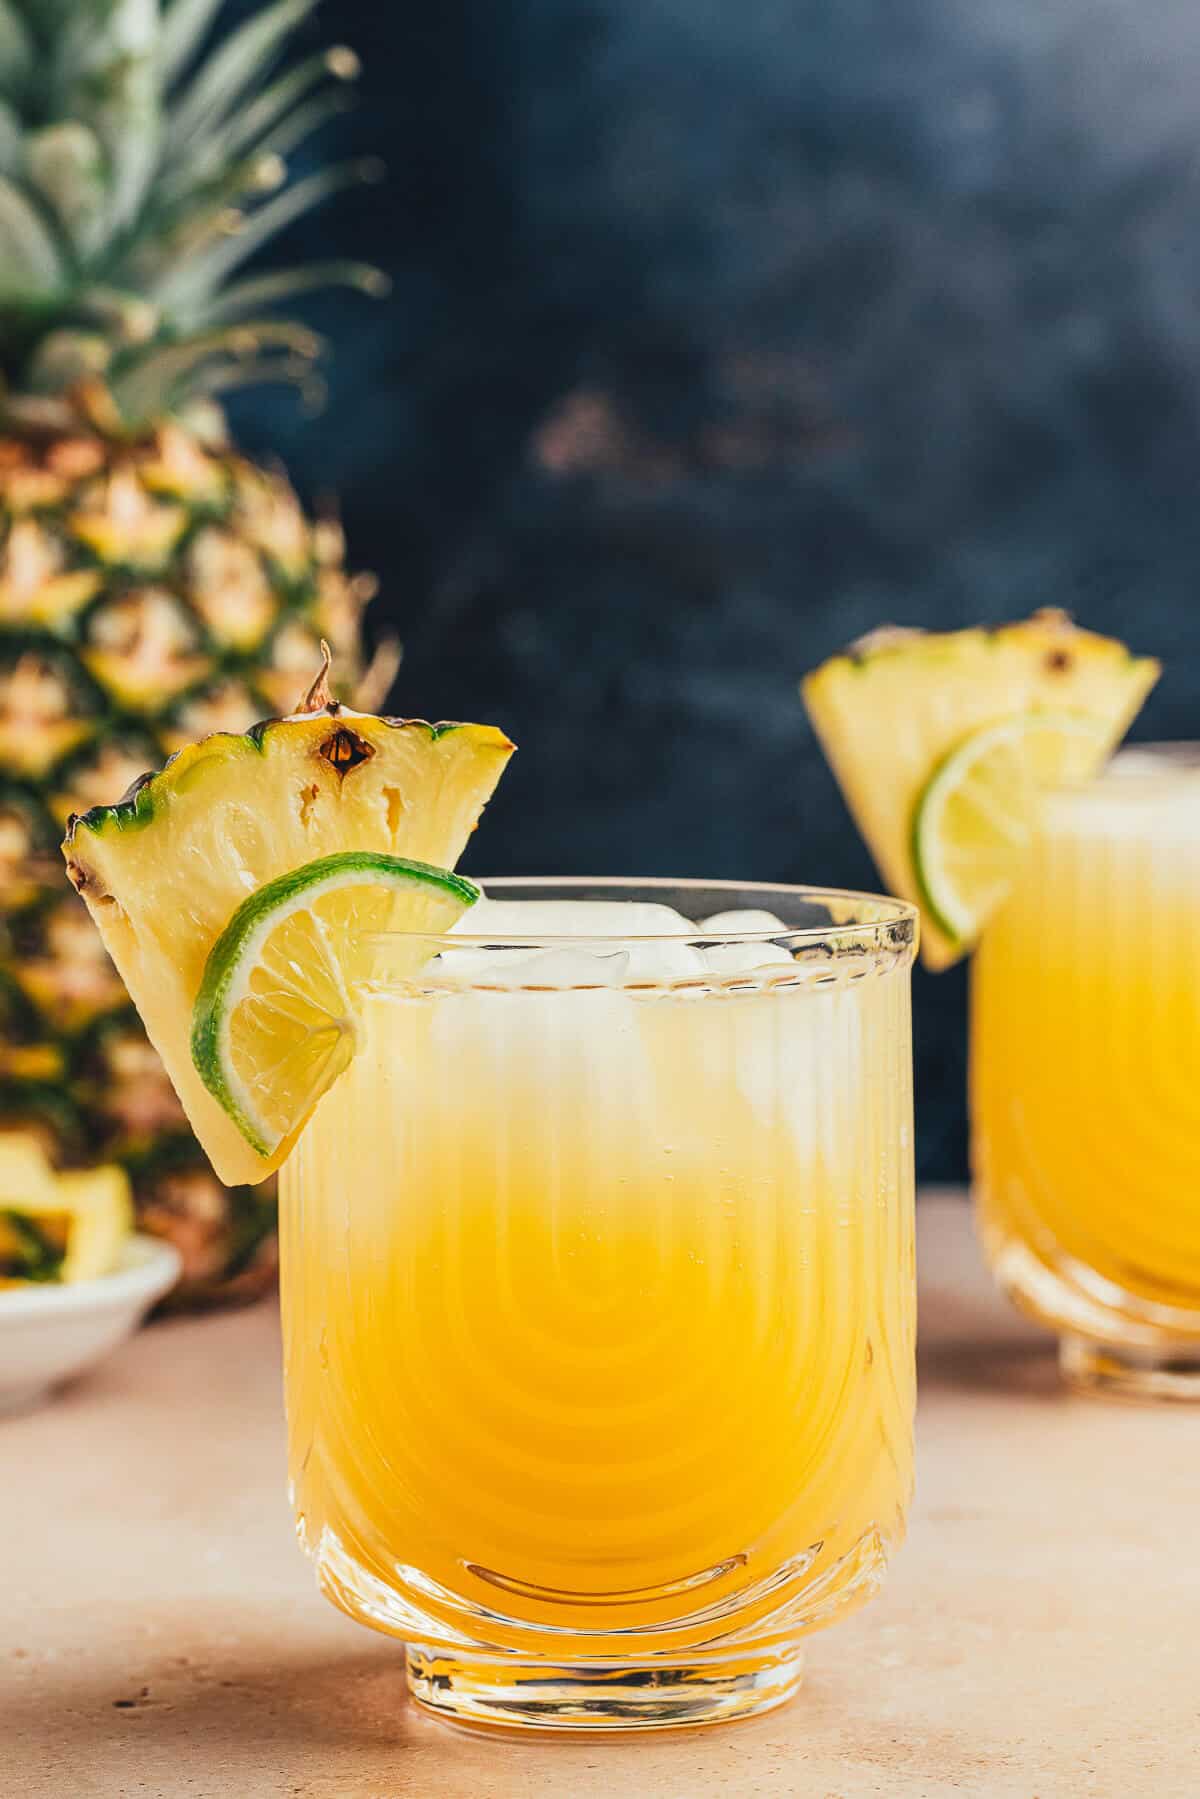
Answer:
[63, 659, 514, 1188]
[802, 610, 1160, 969]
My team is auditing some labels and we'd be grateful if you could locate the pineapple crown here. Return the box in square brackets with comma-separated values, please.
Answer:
[0, 0, 386, 434]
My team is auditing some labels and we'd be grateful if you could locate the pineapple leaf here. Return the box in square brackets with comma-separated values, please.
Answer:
[71, 283, 159, 344]
[0, 1, 32, 97]
[96, 57, 162, 239]
[157, 48, 357, 201]
[155, 89, 350, 234]
[159, 0, 227, 86]
[26, 124, 107, 259]
[242, 88, 351, 164]
[108, 318, 323, 418]
[167, 0, 320, 158]
[138, 148, 289, 267]
[0, 2, 384, 418]
[152, 162, 376, 310]
[182, 350, 319, 402]
[220, 42, 359, 154]
[51, 0, 162, 237]
[0, 176, 65, 297]
[0, 101, 22, 178]
[188, 260, 388, 328]
[26, 327, 113, 391]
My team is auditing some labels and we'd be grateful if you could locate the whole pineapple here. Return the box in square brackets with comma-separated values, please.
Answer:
[0, 0, 392, 1305]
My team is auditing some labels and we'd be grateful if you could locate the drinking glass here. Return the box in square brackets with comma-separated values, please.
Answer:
[973, 748, 1200, 1397]
[280, 879, 917, 1731]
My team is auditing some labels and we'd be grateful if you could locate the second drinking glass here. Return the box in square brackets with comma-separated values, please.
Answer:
[973, 748, 1200, 1397]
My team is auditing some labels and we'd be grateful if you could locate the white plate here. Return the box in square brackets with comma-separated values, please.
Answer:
[0, 1234, 181, 1415]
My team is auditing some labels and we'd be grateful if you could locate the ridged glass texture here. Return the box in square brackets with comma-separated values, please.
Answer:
[280, 880, 917, 1729]
[973, 749, 1200, 1398]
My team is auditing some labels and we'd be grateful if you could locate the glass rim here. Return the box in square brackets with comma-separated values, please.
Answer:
[369, 876, 918, 949]
[1111, 741, 1200, 770]
[1047, 741, 1200, 800]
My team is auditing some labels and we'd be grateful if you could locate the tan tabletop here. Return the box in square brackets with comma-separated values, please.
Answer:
[5, 1194, 1197, 1799]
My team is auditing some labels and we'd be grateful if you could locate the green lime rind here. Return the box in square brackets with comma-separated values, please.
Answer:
[907, 718, 1024, 946]
[909, 766, 967, 948]
[191, 851, 478, 1155]
[909, 711, 1106, 947]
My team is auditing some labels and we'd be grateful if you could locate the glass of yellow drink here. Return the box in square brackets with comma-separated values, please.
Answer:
[973, 747, 1200, 1398]
[280, 878, 917, 1731]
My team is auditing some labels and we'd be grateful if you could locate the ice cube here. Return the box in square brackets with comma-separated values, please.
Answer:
[424, 977, 654, 1162]
[434, 945, 632, 986]
[455, 898, 695, 938]
[733, 985, 862, 1169]
[695, 908, 792, 977]
[623, 939, 708, 981]
[698, 908, 788, 934]
[636, 981, 861, 1173]
[702, 941, 794, 976]
[449, 897, 706, 983]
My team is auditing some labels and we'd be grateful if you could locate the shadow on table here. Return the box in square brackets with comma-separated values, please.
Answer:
[916, 1196, 1064, 1404]
[917, 1332, 1063, 1402]
[917, 1268, 1062, 1402]
[5, 1635, 439, 1796]
[5, 1632, 1027, 1799]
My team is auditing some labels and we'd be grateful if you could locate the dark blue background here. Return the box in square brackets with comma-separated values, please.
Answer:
[228, 1, 1200, 1181]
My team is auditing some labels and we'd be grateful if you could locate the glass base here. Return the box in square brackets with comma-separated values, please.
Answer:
[1060, 1335, 1200, 1402]
[405, 1643, 805, 1733]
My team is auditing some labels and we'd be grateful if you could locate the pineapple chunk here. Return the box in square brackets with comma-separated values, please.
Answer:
[802, 611, 1160, 969]
[0, 1135, 132, 1285]
[63, 699, 514, 1185]
[0, 1132, 55, 1208]
[55, 1167, 135, 1282]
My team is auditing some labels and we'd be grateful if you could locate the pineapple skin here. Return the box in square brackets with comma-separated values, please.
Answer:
[0, 424, 379, 1307]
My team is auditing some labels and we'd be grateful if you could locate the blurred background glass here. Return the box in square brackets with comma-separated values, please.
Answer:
[228, 0, 1197, 1181]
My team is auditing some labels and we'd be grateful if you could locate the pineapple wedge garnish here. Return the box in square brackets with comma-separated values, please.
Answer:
[63, 662, 513, 1185]
[803, 611, 1159, 969]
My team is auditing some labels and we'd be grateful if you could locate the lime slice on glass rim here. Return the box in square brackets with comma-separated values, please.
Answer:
[910, 713, 1109, 948]
[191, 852, 478, 1159]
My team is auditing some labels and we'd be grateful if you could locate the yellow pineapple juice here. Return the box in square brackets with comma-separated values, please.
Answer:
[973, 749, 1200, 1395]
[280, 883, 917, 1730]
